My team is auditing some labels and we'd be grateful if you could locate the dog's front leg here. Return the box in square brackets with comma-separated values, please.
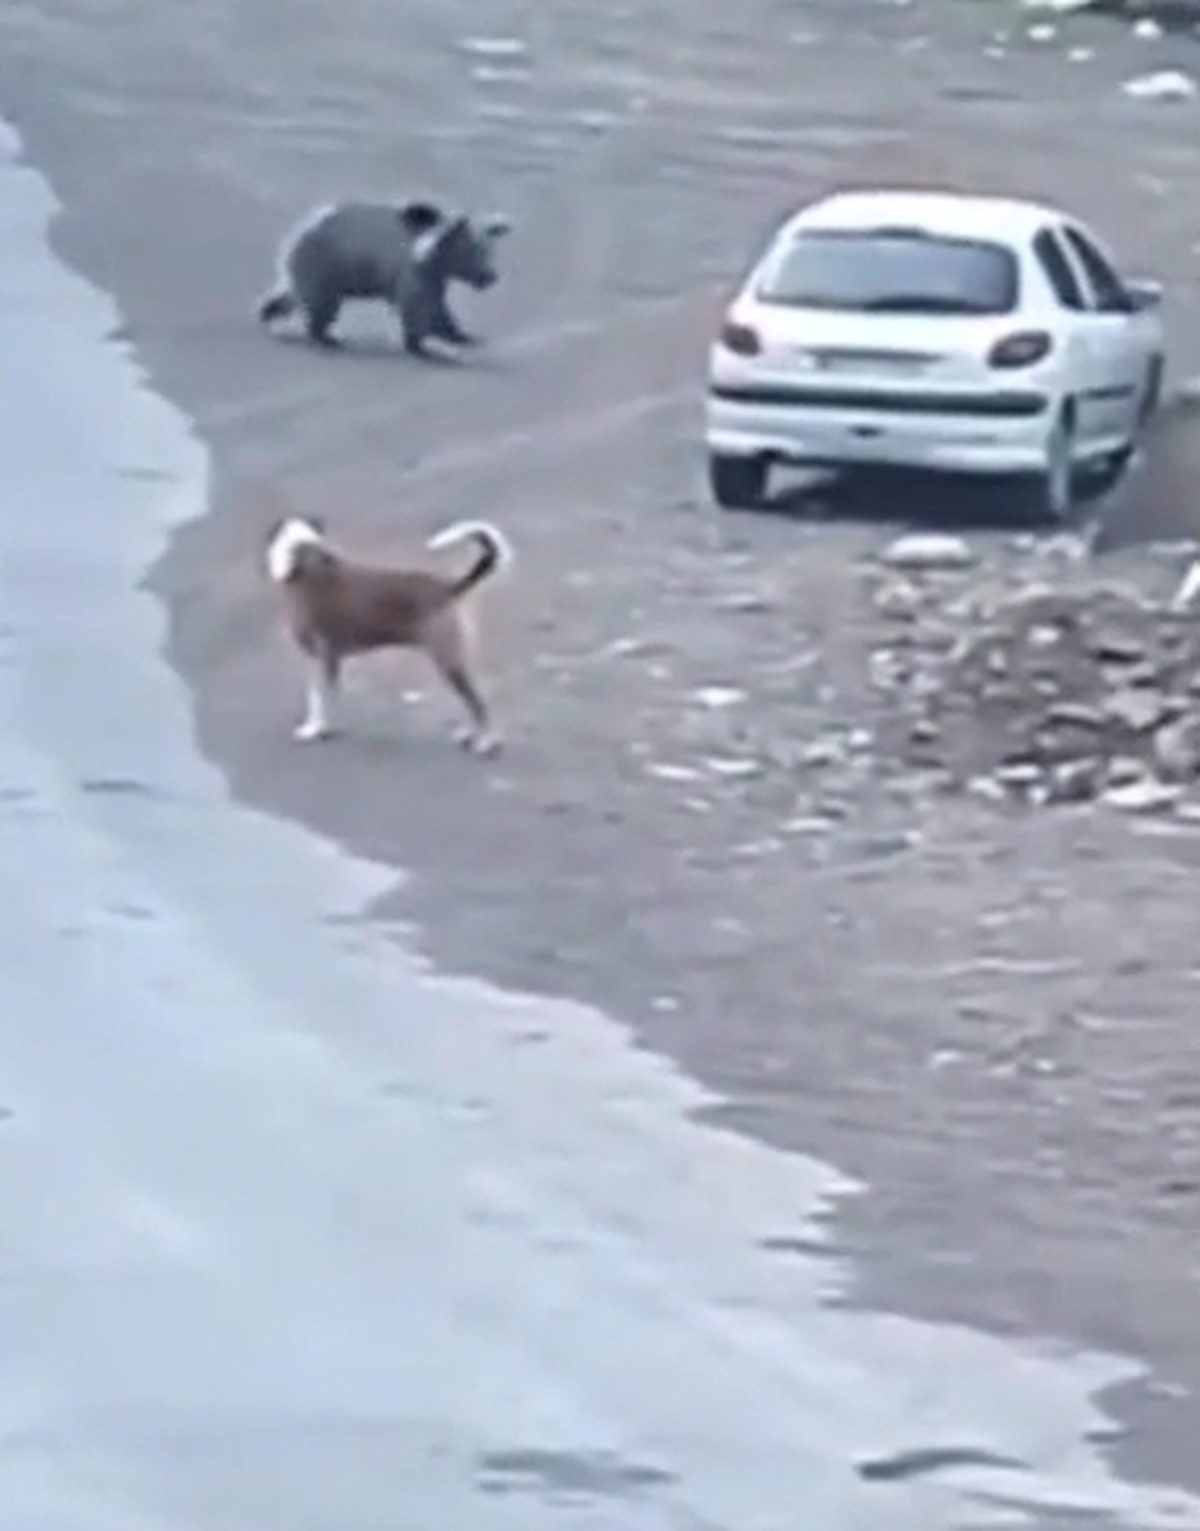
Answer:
[294, 651, 339, 742]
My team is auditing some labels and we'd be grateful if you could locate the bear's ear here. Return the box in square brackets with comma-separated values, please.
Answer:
[479, 213, 511, 239]
[413, 214, 467, 269]
[397, 200, 444, 235]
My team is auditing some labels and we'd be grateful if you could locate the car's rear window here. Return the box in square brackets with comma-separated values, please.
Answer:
[756, 228, 1020, 316]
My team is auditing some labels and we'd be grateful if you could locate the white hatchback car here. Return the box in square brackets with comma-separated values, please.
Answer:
[704, 189, 1166, 517]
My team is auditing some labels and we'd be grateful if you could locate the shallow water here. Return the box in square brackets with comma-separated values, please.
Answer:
[0, 113, 1196, 1529]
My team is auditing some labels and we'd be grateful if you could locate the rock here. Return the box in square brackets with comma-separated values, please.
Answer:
[1152, 715, 1200, 780]
[869, 648, 906, 690]
[1121, 70, 1197, 101]
[1087, 627, 1146, 664]
[1133, 15, 1164, 34]
[995, 762, 1043, 789]
[913, 619, 958, 653]
[1045, 701, 1106, 730]
[799, 737, 846, 769]
[967, 774, 1009, 803]
[1107, 755, 1147, 787]
[1046, 758, 1104, 804]
[718, 591, 772, 614]
[704, 755, 763, 780]
[1104, 776, 1183, 813]
[692, 685, 745, 710]
[873, 577, 923, 619]
[881, 533, 975, 572]
[1104, 687, 1169, 734]
[984, 647, 1008, 676]
[1026, 624, 1062, 650]
[645, 761, 703, 783]
[1121, 660, 1162, 688]
[602, 636, 664, 659]
[1170, 560, 1200, 613]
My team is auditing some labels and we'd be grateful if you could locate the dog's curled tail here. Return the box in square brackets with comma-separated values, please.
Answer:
[428, 519, 514, 601]
[257, 287, 297, 325]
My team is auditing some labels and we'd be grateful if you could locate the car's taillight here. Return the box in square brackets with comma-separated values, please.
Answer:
[719, 318, 762, 356]
[987, 330, 1053, 369]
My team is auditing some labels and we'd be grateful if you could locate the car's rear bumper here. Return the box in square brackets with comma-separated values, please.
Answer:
[704, 384, 1054, 476]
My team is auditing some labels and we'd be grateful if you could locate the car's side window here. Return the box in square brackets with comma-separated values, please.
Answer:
[1032, 228, 1086, 312]
[1060, 225, 1131, 314]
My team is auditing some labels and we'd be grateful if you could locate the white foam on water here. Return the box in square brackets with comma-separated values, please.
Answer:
[0, 112, 1197, 1529]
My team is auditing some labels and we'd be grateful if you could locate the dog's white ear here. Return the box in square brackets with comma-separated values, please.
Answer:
[480, 213, 511, 239]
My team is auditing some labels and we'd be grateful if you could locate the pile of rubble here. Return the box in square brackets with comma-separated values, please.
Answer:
[868, 535, 1200, 812]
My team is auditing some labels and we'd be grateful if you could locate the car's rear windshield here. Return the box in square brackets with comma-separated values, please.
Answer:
[756, 228, 1020, 316]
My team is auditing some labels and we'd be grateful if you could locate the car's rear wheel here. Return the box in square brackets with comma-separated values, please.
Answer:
[1138, 354, 1164, 429]
[1079, 357, 1164, 501]
[1009, 402, 1077, 523]
[708, 452, 768, 510]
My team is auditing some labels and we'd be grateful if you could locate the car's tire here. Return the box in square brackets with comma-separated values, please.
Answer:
[1076, 358, 1165, 503]
[1138, 354, 1164, 429]
[1008, 402, 1077, 523]
[708, 452, 768, 511]
[1075, 447, 1131, 503]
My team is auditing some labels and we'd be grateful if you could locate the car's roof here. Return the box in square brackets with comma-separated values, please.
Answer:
[783, 189, 1065, 243]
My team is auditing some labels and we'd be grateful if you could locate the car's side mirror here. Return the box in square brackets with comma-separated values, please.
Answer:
[1123, 277, 1164, 313]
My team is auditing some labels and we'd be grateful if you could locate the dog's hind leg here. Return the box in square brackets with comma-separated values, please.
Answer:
[443, 663, 499, 755]
[426, 610, 499, 754]
[294, 649, 340, 742]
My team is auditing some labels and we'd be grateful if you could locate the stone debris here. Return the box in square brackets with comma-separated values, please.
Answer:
[704, 755, 764, 780]
[871, 567, 1200, 813]
[645, 761, 703, 784]
[1170, 559, 1200, 612]
[692, 685, 746, 710]
[881, 533, 976, 572]
[1103, 777, 1183, 813]
[1121, 70, 1198, 100]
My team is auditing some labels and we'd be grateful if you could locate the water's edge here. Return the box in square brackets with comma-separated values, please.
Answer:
[0, 113, 1195, 1527]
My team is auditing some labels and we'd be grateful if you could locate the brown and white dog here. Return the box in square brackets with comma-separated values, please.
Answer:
[265, 515, 512, 754]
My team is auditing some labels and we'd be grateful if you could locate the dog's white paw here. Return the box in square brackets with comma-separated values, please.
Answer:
[453, 725, 502, 757]
[471, 731, 503, 758]
[293, 719, 334, 743]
